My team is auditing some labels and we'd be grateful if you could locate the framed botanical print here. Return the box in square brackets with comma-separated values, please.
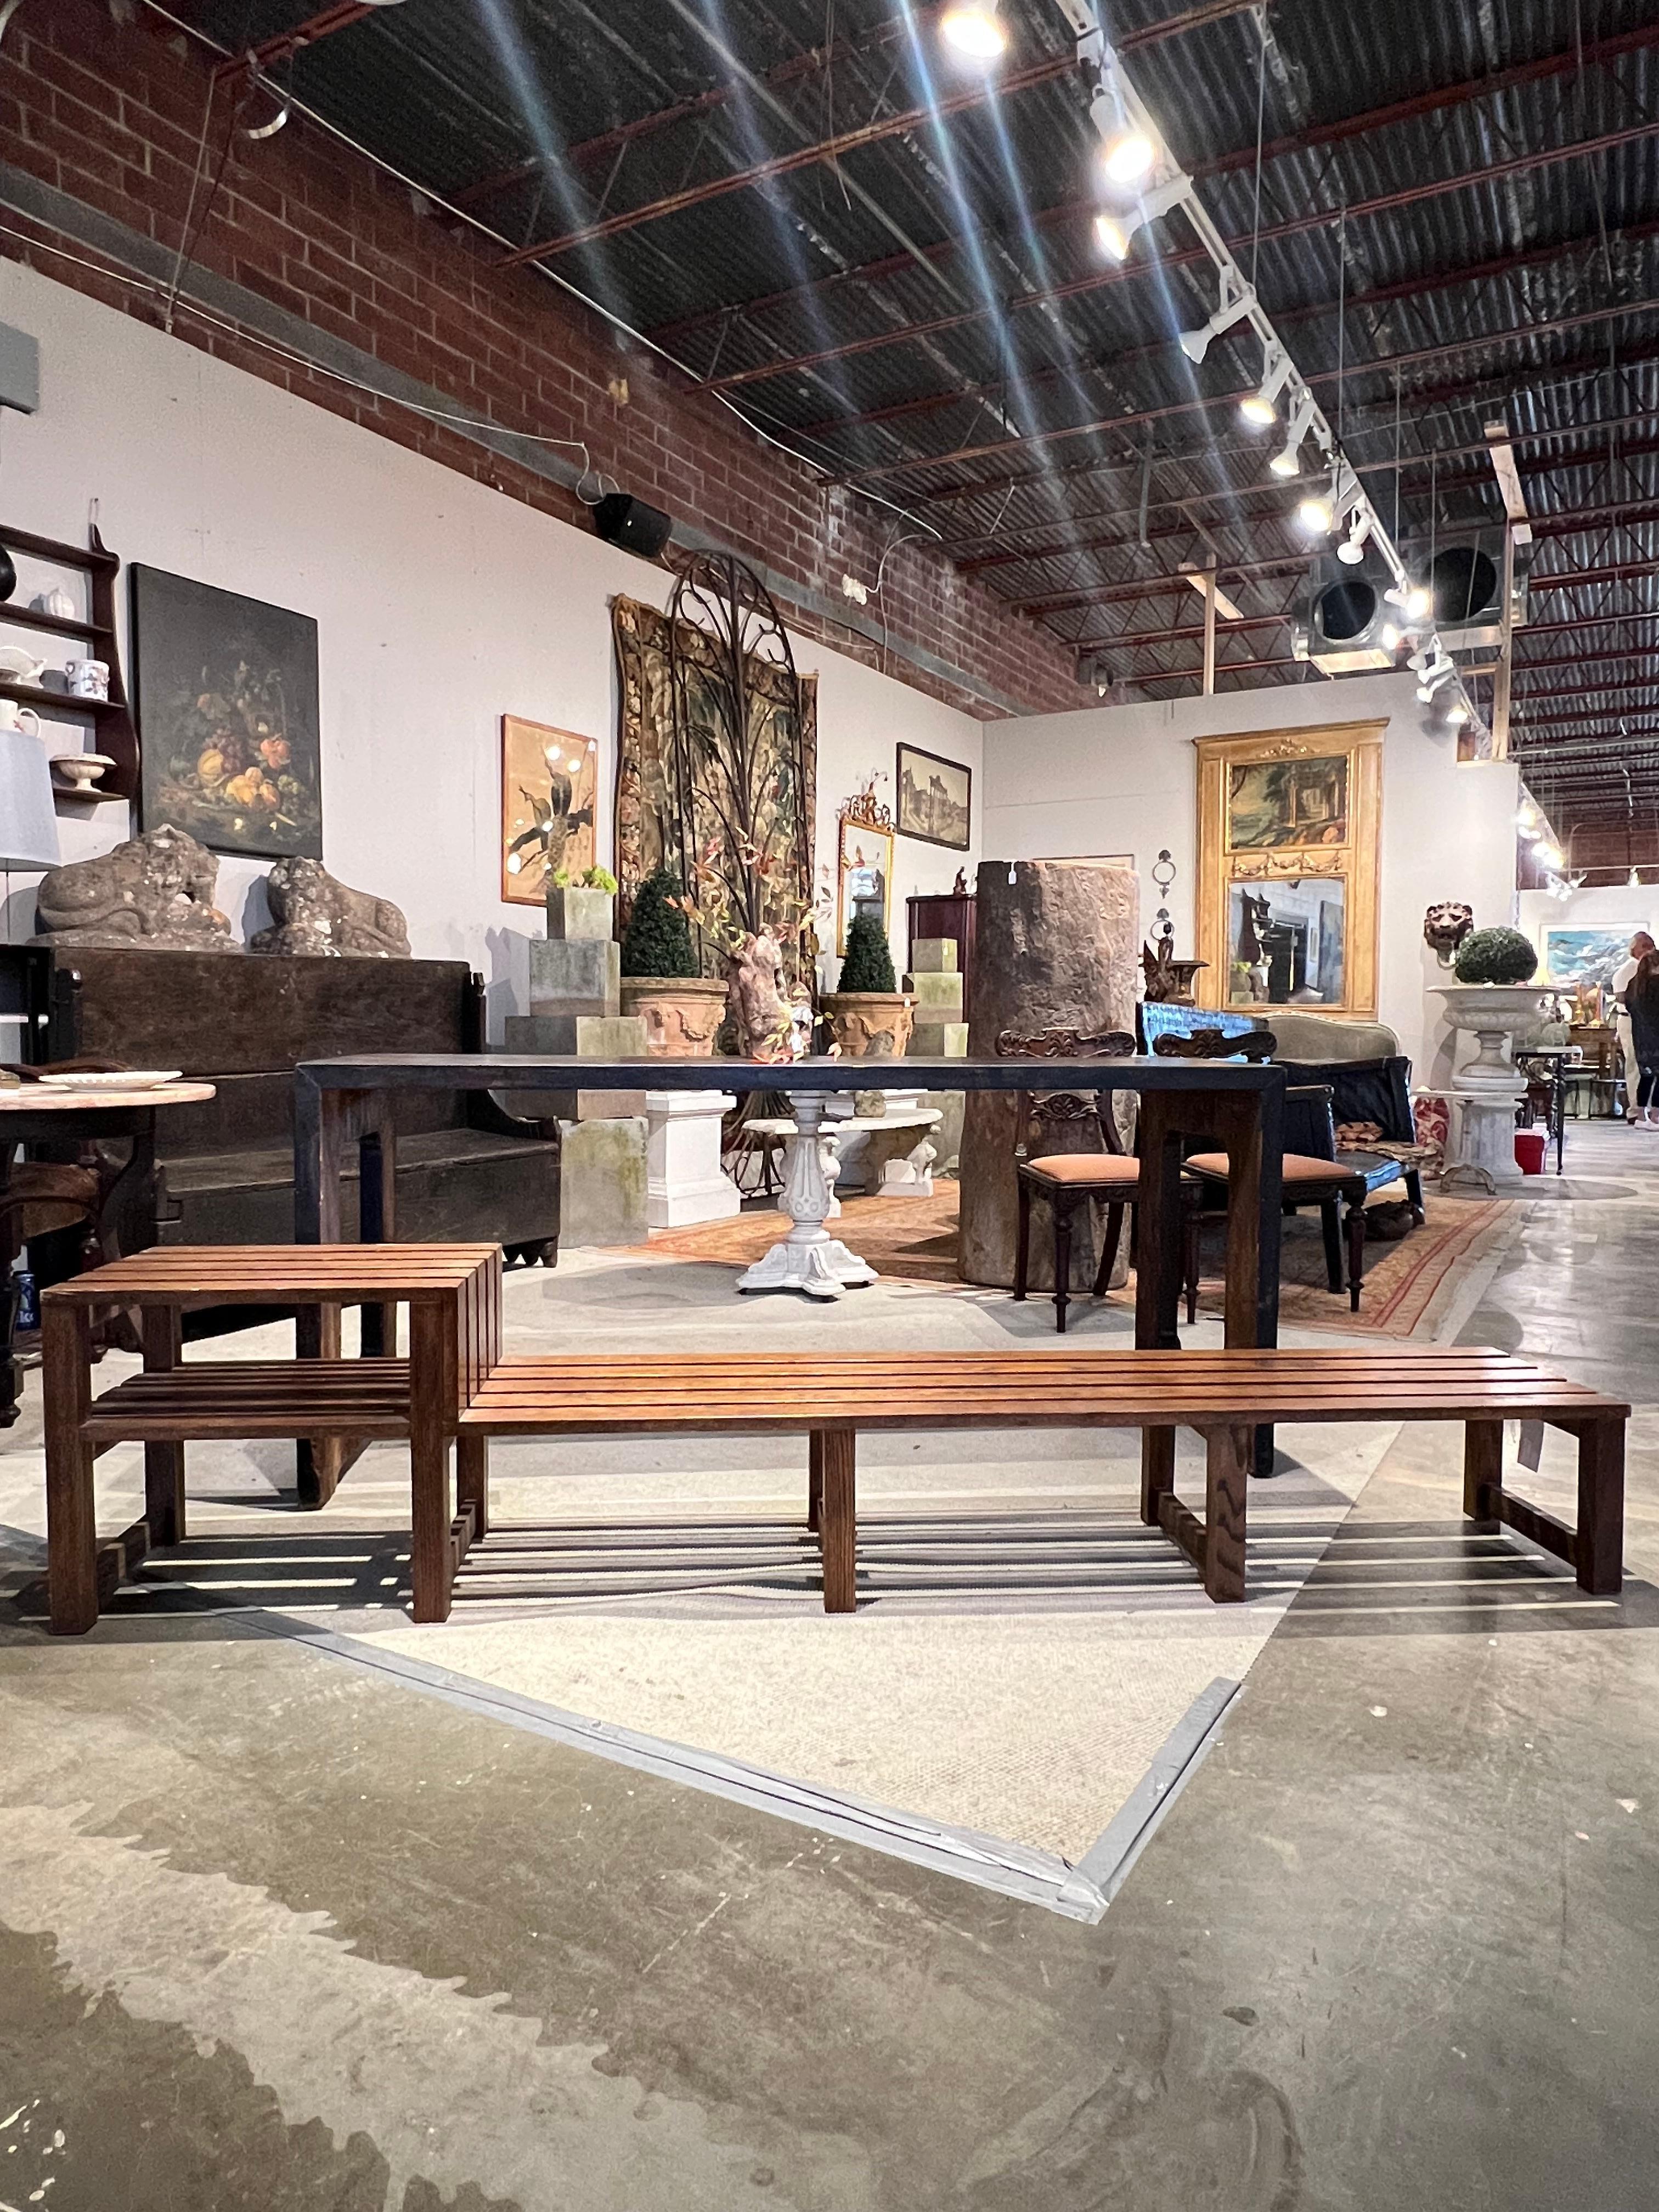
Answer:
[501, 715, 597, 905]
[895, 742, 971, 849]
[1194, 721, 1383, 1019]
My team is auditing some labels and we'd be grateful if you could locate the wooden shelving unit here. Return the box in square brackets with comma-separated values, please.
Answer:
[0, 524, 138, 804]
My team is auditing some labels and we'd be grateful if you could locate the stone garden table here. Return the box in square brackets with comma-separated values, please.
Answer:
[293, 1053, 1288, 1359]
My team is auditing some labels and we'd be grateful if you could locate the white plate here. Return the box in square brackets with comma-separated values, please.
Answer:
[37, 1070, 184, 1091]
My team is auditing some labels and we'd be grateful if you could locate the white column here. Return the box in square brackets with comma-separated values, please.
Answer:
[644, 1091, 741, 1228]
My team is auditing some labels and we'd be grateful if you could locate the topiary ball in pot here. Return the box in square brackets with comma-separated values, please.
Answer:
[837, 913, 898, 994]
[1452, 926, 1538, 986]
[620, 866, 697, 979]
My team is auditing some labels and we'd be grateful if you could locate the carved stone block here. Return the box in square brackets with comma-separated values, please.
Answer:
[32, 824, 239, 952]
[249, 857, 411, 957]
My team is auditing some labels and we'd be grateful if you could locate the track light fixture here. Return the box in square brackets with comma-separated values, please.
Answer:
[1093, 175, 1188, 262]
[940, 0, 1007, 58]
[1444, 699, 1470, 728]
[1415, 649, 1455, 702]
[1630, 867, 1643, 889]
[1296, 492, 1333, 535]
[1335, 509, 1372, 566]
[1177, 273, 1254, 365]
[1268, 390, 1317, 477]
[1385, 579, 1432, 622]
[1088, 74, 1156, 184]
[1239, 345, 1293, 427]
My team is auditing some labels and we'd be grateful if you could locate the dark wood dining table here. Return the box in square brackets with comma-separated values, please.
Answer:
[293, 1053, 1289, 1483]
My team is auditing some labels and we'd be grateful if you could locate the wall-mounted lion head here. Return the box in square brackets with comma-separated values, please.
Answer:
[1423, 901, 1475, 963]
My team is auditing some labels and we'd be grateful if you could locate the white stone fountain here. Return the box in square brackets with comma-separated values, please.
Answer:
[1432, 983, 1550, 1192]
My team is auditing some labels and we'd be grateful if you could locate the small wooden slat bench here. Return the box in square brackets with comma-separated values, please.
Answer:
[450, 1347, 1628, 1618]
[43, 1244, 501, 1633]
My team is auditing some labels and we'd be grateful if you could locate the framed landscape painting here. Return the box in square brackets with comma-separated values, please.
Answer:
[132, 566, 322, 859]
[896, 743, 971, 850]
[1544, 927, 1640, 991]
[501, 715, 598, 905]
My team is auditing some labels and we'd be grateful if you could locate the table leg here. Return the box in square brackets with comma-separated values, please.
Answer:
[0, 1141, 18, 1430]
[1135, 1088, 1189, 1521]
[297, 1087, 352, 1507]
[1221, 1079, 1283, 1480]
[358, 1104, 398, 1357]
[44, 1300, 97, 1634]
[142, 1306, 185, 1548]
[409, 1299, 454, 1623]
[736, 1094, 876, 1299]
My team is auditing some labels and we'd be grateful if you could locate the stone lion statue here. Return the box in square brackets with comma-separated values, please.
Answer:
[33, 823, 238, 950]
[725, 929, 791, 1059]
[1423, 900, 1475, 965]
[249, 856, 411, 957]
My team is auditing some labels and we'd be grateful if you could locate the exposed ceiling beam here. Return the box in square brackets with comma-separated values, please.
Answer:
[712, 193, 1659, 404]
[494, 52, 1080, 267]
[211, 1, 373, 80]
[1014, 557, 1307, 618]
[648, 21, 1659, 352]
[839, 287, 1659, 487]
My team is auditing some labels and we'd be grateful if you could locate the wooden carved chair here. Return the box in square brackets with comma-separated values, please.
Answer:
[999, 1025, 1193, 1334]
[1152, 1029, 1404, 1316]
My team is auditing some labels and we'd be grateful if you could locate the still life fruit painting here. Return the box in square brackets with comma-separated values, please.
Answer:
[132, 566, 323, 860]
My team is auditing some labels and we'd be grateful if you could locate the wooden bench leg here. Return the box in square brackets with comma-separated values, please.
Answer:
[409, 1302, 453, 1623]
[456, 1428, 489, 1542]
[808, 1430, 823, 1534]
[44, 1301, 98, 1635]
[1204, 1425, 1250, 1602]
[1576, 1417, 1624, 1595]
[817, 1429, 856, 1612]
[1464, 1420, 1503, 1521]
[1141, 1427, 1176, 1528]
[142, 1307, 185, 1549]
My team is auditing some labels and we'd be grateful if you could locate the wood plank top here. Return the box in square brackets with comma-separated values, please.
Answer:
[296, 1052, 1286, 1096]
[462, 1348, 1627, 1433]
[44, 1244, 499, 1304]
[0, 1082, 216, 1113]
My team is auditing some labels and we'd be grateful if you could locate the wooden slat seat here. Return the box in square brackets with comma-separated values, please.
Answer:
[83, 1359, 411, 1443]
[455, 1347, 1628, 1615]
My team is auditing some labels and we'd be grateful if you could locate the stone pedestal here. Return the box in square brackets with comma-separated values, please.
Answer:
[645, 1091, 741, 1228]
[958, 859, 1138, 1290]
[1444, 1085, 1526, 1192]
[504, 1010, 648, 1120]
[558, 1116, 648, 1246]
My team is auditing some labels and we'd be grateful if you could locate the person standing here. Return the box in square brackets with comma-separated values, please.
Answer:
[1612, 930, 1656, 1120]
[1625, 949, 1659, 1128]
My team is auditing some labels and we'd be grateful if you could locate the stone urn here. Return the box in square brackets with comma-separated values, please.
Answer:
[618, 974, 729, 1057]
[820, 991, 915, 1059]
[1432, 983, 1549, 1190]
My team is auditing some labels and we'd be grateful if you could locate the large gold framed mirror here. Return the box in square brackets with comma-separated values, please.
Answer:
[1194, 720, 1382, 1019]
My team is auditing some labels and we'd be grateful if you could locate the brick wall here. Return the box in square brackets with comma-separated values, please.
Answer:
[1, 1, 1093, 721]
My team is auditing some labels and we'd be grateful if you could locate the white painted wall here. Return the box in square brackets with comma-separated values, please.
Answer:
[980, 670, 1519, 1080]
[0, 265, 979, 1030]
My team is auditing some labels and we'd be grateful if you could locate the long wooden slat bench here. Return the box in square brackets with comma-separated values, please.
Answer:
[450, 1347, 1628, 1620]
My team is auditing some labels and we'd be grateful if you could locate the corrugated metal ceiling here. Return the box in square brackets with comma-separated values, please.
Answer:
[189, 0, 1659, 835]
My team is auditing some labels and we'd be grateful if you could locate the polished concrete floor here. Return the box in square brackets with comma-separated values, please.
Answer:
[1, 1119, 1656, 2209]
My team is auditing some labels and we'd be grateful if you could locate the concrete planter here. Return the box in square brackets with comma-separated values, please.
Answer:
[619, 973, 728, 1057]
[545, 886, 614, 943]
[821, 991, 914, 1059]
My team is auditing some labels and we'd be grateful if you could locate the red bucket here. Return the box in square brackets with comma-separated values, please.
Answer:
[1514, 1130, 1547, 1176]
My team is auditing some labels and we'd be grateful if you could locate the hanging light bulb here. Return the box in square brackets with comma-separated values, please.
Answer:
[1177, 275, 1255, 365]
[1093, 176, 1188, 262]
[1335, 508, 1372, 566]
[941, 0, 1006, 58]
[1269, 390, 1317, 477]
[1239, 344, 1293, 426]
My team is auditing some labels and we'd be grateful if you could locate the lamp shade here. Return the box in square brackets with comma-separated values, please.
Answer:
[0, 726, 60, 870]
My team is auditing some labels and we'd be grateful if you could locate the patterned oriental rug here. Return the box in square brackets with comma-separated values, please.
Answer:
[646, 1182, 1516, 1340]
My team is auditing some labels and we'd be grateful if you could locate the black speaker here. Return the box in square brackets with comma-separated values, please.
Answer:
[591, 493, 672, 560]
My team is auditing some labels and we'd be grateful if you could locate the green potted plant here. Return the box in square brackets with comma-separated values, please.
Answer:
[821, 913, 915, 1058]
[618, 866, 727, 1057]
[1435, 923, 1547, 1081]
[545, 864, 617, 944]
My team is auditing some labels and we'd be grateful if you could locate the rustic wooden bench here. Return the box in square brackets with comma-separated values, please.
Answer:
[43, 1244, 501, 1633]
[451, 1347, 1627, 1619]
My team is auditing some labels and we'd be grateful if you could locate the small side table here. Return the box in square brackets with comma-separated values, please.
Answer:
[41, 1243, 500, 1633]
